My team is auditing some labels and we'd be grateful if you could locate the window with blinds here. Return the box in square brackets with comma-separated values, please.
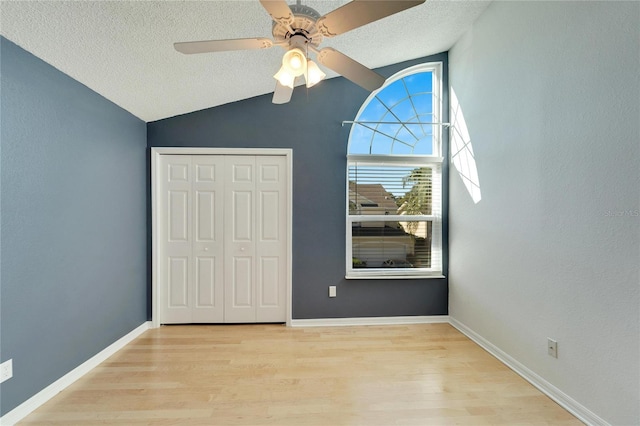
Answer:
[347, 162, 442, 276]
[346, 63, 443, 279]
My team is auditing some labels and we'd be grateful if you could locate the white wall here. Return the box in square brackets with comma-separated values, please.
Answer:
[449, 2, 639, 424]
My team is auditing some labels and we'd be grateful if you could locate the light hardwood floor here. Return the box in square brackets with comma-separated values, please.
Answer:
[20, 324, 581, 425]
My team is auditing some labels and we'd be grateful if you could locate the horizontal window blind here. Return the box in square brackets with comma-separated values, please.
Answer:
[351, 220, 437, 270]
[348, 163, 441, 218]
[347, 162, 442, 274]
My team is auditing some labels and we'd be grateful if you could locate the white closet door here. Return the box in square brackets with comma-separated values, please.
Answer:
[223, 156, 257, 323]
[159, 155, 224, 323]
[191, 155, 225, 322]
[255, 155, 287, 322]
[158, 153, 287, 324]
[160, 155, 192, 323]
[222, 155, 288, 323]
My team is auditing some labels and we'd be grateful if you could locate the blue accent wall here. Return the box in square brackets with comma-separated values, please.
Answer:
[0, 37, 148, 415]
[148, 53, 449, 319]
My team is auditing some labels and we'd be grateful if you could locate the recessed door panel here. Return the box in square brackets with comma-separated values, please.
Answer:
[168, 257, 188, 307]
[169, 164, 189, 182]
[232, 191, 252, 242]
[195, 257, 215, 307]
[232, 257, 253, 307]
[260, 191, 279, 241]
[260, 164, 279, 182]
[168, 191, 189, 242]
[233, 164, 253, 182]
[196, 164, 216, 182]
[195, 191, 216, 242]
[258, 257, 279, 307]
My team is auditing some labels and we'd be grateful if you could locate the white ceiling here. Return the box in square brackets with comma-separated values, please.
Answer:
[0, 0, 490, 122]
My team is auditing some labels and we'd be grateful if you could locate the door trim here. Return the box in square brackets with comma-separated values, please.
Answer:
[151, 147, 293, 327]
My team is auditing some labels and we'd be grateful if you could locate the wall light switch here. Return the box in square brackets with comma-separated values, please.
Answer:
[329, 286, 337, 298]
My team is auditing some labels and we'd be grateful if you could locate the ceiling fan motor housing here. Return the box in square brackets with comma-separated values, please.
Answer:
[272, 3, 323, 47]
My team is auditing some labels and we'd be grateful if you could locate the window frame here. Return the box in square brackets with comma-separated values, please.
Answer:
[345, 63, 444, 279]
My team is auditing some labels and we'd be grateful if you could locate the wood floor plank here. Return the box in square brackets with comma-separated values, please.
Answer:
[18, 324, 582, 425]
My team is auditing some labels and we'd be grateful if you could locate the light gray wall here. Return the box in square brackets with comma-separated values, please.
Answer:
[448, 2, 639, 424]
[148, 54, 449, 320]
[0, 37, 148, 415]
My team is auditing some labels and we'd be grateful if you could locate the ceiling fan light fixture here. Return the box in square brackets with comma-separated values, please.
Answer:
[175, 0, 426, 105]
[282, 48, 307, 77]
[274, 66, 295, 88]
[305, 60, 326, 88]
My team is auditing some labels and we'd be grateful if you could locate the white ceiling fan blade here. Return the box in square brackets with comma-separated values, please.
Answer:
[316, 0, 425, 37]
[272, 81, 294, 104]
[174, 38, 273, 54]
[316, 48, 385, 92]
[259, 0, 294, 27]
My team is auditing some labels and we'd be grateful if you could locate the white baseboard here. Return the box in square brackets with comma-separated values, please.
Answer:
[448, 317, 609, 426]
[290, 315, 449, 327]
[0, 321, 151, 426]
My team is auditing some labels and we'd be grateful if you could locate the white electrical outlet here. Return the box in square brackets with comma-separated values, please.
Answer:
[329, 286, 337, 298]
[547, 338, 558, 358]
[0, 359, 13, 383]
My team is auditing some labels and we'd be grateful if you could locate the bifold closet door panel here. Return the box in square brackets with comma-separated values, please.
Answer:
[191, 155, 225, 323]
[255, 155, 287, 322]
[159, 155, 192, 324]
[159, 155, 225, 324]
[223, 156, 258, 323]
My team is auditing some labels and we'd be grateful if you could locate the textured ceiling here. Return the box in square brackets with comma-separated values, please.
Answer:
[0, 0, 490, 122]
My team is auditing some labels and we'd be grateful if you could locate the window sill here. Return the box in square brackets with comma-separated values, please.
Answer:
[345, 273, 445, 280]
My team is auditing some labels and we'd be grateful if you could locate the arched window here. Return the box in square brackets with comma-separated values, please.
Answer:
[346, 63, 443, 278]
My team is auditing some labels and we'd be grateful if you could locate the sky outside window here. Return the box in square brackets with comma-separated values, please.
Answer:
[349, 71, 435, 156]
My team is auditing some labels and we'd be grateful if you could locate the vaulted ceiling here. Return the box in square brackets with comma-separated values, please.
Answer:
[0, 0, 490, 122]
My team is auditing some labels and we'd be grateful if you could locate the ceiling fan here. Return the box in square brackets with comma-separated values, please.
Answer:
[174, 0, 425, 104]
